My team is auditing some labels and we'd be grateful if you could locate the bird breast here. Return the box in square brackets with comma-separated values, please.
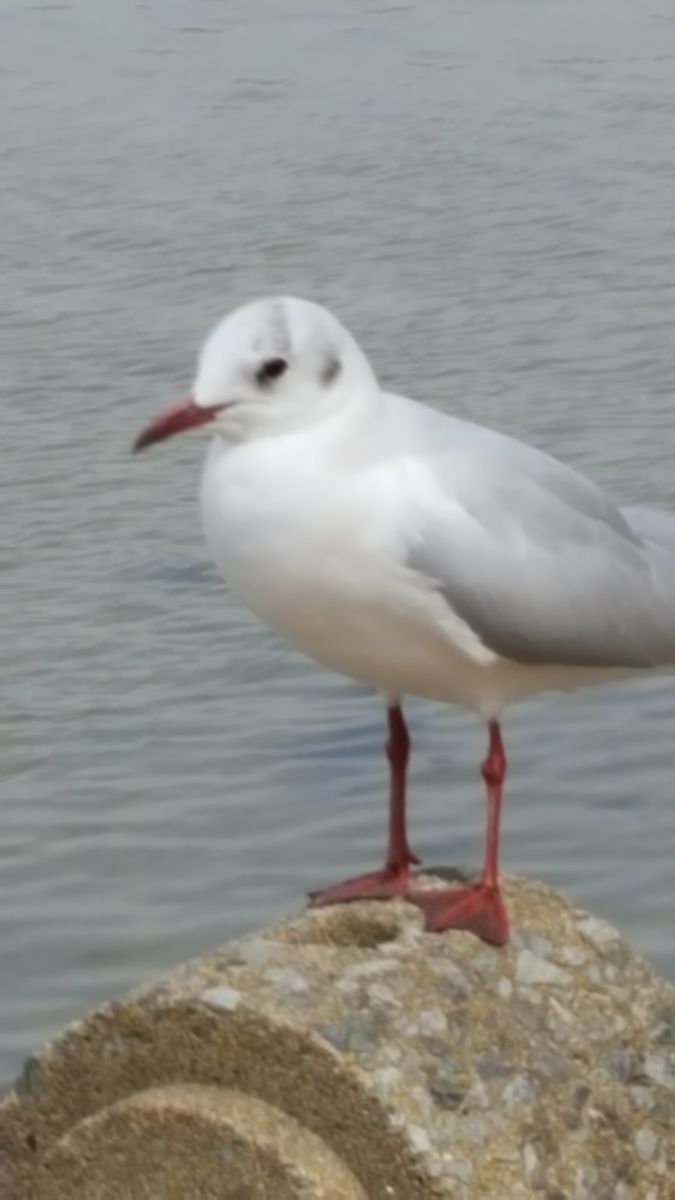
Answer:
[198, 435, 493, 700]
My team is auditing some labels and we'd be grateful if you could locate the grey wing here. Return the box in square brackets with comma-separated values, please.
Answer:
[400, 414, 675, 670]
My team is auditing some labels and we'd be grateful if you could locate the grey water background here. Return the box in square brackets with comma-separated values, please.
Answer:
[2, 0, 675, 1080]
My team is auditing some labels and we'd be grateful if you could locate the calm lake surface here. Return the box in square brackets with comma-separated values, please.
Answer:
[2, 0, 675, 1080]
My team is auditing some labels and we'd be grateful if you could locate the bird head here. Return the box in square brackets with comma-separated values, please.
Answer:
[133, 296, 378, 452]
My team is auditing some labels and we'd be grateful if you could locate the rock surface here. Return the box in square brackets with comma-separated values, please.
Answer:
[0, 874, 673, 1198]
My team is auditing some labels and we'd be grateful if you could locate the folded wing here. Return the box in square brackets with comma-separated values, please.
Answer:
[385, 398, 675, 670]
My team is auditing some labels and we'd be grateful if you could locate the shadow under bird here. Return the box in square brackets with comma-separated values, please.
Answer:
[134, 295, 675, 946]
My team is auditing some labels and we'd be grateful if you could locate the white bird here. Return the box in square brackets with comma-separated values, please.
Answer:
[134, 296, 675, 946]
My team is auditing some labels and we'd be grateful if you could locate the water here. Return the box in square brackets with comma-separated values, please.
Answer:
[2, 0, 675, 1081]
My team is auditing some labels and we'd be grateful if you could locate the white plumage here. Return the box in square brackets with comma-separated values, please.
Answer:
[135, 296, 675, 945]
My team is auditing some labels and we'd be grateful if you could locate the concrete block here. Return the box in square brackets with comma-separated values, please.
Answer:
[1, 875, 673, 1198]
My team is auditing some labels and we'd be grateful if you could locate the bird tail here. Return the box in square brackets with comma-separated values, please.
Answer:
[622, 504, 675, 553]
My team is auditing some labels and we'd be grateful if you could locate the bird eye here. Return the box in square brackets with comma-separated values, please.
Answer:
[256, 357, 288, 385]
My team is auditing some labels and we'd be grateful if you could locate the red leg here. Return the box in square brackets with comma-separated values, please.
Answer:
[308, 704, 420, 907]
[410, 720, 509, 946]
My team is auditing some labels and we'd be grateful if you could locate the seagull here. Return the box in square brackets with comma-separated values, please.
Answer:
[134, 296, 675, 945]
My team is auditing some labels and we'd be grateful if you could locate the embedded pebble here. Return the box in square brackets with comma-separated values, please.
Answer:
[341, 1014, 381, 1054]
[577, 916, 621, 946]
[429, 1080, 466, 1111]
[536, 1046, 570, 1082]
[521, 933, 552, 958]
[643, 1050, 674, 1089]
[629, 1086, 655, 1114]
[575, 1165, 599, 1199]
[378, 1043, 403, 1066]
[200, 985, 242, 1013]
[457, 1112, 489, 1144]
[315, 1022, 350, 1052]
[613, 1185, 633, 1200]
[408, 1085, 433, 1115]
[523, 1143, 537, 1174]
[634, 1128, 657, 1162]
[343, 959, 399, 980]
[654, 1004, 675, 1045]
[440, 1156, 473, 1183]
[502, 1074, 536, 1109]
[418, 1008, 448, 1037]
[465, 1079, 489, 1109]
[606, 1049, 636, 1083]
[236, 938, 278, 966]
[422, 1038, 454, 1060]
[515, 998, 546, 1031]
[335, 975, 360, 997]
[371, 1067, 403, 1095]
[469, 948, 501, 978]
[366, 982, 398, 1007]
[397, 1017, 421, 1038]
[516, 950, 571, 987]
[431, 960, 470, 998]
[569, 1083, 591, 1111]
[408, 1124, 433, 1155]
[559, 945, 589, 968]
[518, 984, 545, 1007]
[608, 985, 630, 1006]
[427, 1059, 468, 1111]
[264, 966, 310, 995]
[652, 1089, 675, 1122]
[497, 976, 513, 999]
[477, 1051, 512, 1080]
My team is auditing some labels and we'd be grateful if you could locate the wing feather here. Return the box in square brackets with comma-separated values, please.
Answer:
[379, 395, 675, 670]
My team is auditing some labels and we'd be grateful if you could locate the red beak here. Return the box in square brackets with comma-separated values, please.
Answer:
[132, 396, 223, 453]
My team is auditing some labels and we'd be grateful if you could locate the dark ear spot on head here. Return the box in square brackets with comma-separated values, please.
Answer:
[321, 356, 342, 386]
